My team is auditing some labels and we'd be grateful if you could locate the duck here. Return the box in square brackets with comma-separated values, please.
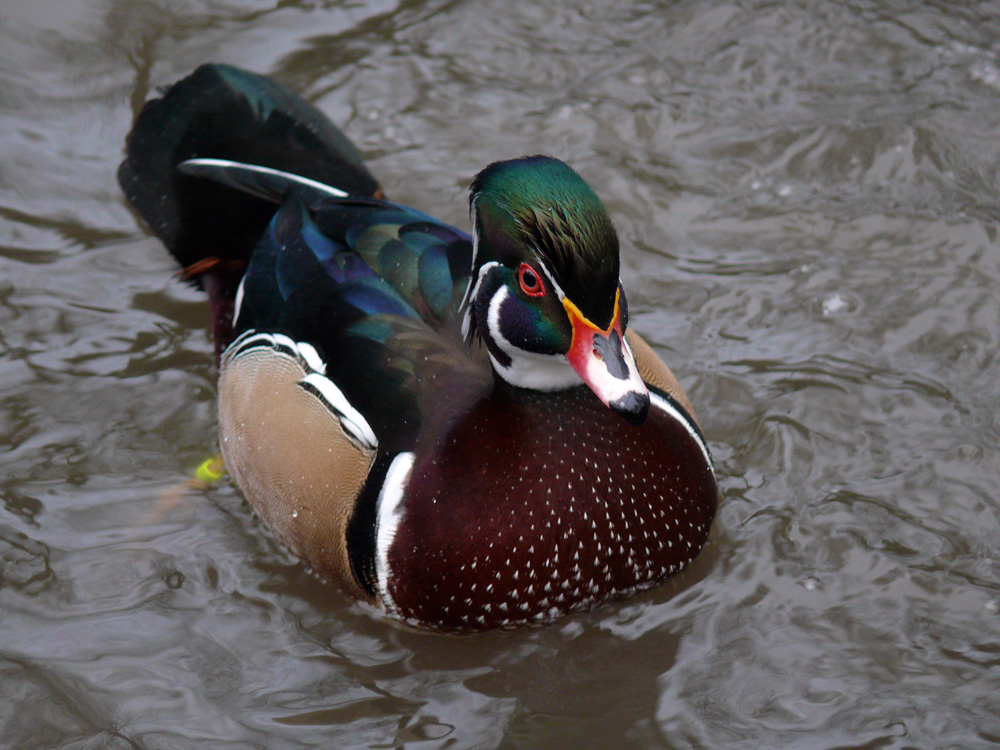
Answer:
[119, 64, 717, 630]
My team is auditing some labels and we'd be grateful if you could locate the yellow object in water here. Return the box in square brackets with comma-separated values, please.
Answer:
[195, 455, 226, 484]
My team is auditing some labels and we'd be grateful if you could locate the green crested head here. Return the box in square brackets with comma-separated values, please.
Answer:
[469, 156, 620, 327]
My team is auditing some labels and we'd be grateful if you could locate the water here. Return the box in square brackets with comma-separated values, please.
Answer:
[2, 0, 1000, 747]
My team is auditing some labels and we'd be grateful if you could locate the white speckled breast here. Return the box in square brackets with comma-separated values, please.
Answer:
[381, 385, 716, 629]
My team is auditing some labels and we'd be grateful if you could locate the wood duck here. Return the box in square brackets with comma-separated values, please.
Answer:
[119, 64, 717, 630]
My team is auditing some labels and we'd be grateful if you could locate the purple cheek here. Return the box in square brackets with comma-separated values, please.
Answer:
[498, 295, 561, 355]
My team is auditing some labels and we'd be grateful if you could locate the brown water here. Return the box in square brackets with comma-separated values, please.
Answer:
[3, 1, 1000, 748]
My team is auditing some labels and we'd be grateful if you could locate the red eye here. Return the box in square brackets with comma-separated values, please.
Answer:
[518, 263, 546, 297]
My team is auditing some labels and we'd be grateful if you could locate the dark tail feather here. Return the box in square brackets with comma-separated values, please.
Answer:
[119, 63, 380, 270]
[119, 64, 381, 359]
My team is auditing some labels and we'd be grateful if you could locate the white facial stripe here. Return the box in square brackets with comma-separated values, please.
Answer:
[531, 256, 567, 302]
[485, 282, 508, 345]
[375, 451, 415, 615]
[469, 260, 637, 396]
[485, 284, 580, 390]
[462, 260, 500, 339]
[649, 392, 714, 474]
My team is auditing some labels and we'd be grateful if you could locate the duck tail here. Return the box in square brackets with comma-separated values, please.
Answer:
[118, 64, 381, 358]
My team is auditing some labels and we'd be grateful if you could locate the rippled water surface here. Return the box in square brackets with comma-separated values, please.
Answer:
[3, 1, 1000, 747]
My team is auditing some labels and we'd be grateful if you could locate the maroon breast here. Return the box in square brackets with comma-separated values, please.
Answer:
[384, 386, 717, 629]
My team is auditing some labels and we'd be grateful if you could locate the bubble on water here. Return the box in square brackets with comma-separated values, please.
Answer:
[165, 570, 185, 589]
[822, 293, 848, 316]
[801, 576, 821, 591]
[970, 61, 1000, 90]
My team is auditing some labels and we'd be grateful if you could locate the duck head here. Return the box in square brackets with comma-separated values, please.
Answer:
[462, 156, 649, 425]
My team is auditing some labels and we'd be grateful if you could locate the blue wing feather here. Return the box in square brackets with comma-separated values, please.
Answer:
[299, 210, 345, 277]
[417, 244, 455, 319]
[341, 278, 417, 318]
[236, 189, 473, 348]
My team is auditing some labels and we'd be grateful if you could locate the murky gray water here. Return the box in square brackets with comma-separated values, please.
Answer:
[3, 1, 1000, 747]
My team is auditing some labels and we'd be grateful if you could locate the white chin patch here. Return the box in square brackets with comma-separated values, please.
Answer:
[492, 349, 580, 390]
[486, 286, 579, 391]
